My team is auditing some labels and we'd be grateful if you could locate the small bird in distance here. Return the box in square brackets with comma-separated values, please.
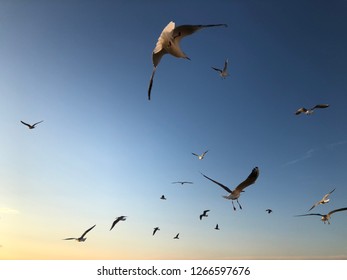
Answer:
[308, 188, 336, 212]
[192, 150, 208, 160]
[295, 104, 329, 115]
[199, 210, 210, 220]
[110, 216, 127, 231]
[63, 224, 96, 242]
[20, 120, 44, 129]
[212, 58, 229, 78]
[295, 207, 347, 224]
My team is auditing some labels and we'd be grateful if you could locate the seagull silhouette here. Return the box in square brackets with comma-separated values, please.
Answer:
[20, 120, 43, 129]
[192, 150, 208, 160]
[295, 207, 347, 224]
[201, 167, 259, 211]
[199, 210, 210, 220]
[214, 224, 220, 230]
[110, 216, 127, 231]
[173, 233, 180, 239]
[148, 21, 227, 100]
[295, 104, 329, 115]
[308, 188, 336, 211]
[63, 224, 96, 242]
[153, 227, 160, 236]
[266, 209, 273, 214]
[172, 181, 193, 185]
[160, 195, 167, 200]
[212, 58, 229, 78]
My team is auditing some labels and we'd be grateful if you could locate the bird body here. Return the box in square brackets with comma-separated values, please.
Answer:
[212, 58, 229, 78]
[295, 207, 347, 224]
[63, 224, 96, 242]
[308, 188, 335, 211]
[110, 216, 127, 231]
[20, 120, 43, 129]
[295, 104, 329, 115]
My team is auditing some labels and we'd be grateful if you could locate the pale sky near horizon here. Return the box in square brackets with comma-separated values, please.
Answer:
[1, 0, 347, 260]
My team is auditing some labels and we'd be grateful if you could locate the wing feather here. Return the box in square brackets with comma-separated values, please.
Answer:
[201, 173, 233, 193]
[234, 167, 259, 192]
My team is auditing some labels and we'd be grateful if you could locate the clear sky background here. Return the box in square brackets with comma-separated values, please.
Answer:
[0, 0, 346, 260]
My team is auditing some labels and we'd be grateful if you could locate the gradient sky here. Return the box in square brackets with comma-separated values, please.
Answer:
[0, 0, 347, 260]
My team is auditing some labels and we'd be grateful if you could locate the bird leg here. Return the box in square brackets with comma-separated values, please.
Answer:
[231, 201, 237, 211]
[237, 199, 242, 210]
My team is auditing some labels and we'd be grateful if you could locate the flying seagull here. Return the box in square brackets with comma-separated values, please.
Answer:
[160, 195, 167, 200]
[172, 181, 193, 185]
[63, 224, 96, 242]
[173, 233, 180, 239]
[214, 224, 220, 230]
[266, 209, 273, 214]
[295, 104, 329, 115]
[199, 210, 210, 220]
[201, 167, 259, 211]
[295, 207, 347, 224]
[212, 58, 229, 78]
[20, 120, 43, 129]
[192, 150, 208, 160]
[153, 227, 160, 236]
[148, 21, 228, 100]
[308, 188, 336, 212]
[110, 216, 127, 231]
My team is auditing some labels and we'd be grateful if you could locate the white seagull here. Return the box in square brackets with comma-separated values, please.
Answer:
[20, 120, 43, 129]
[192, 150, 208, 160]
[201, 167, 259, 210]
[308, 188, 336, 211]
[63, 224, 96, 242]
[295, 207, 347, 224]
[199, 210, 210, 220]
[212, 58, 229, 78]
[148, 21, 228, 100]
[295, 104, 329, 115]
[110, 216, 127, 231]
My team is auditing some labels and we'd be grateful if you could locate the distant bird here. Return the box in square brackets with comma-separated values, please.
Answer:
[214, 224, 220, 230]
[153, 227, 160, 236]
[212, 58, 229, 78]
[173, 233, 180, 239]
[160, 195, 167, 200]
[172, 181, 193, 185]
[148, 21, 228, 100]
[308, 188, 336, 212]
[295, 207, 347, 224]
[192, 150, 208, 160]
[201, 167, 259, 211]
[266, 209, 273, 214]
[110, 216, 127, 231]
[295, 104, 329, 115]
[20, 120, 43, 129]
[63, 224, 96, 242]
[199, 210, 210, 220]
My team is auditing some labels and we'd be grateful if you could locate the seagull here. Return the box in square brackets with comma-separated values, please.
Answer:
[172, 181, 193, 185]
[110, 216, 127, 231]
[148, 21, 228, 100]
[201, 167, 259, 211]
[160, 195, 167, 200]
[20, 120, 43, 129]
[212, 58, 229, 78]
[192, 150, 208, 160]
[308, 188, 336, 211]
[173, 233, 180, 239]
[295, 104, 329, 115]
[153, 227, 160, 236]
[266, 209, 273, 214]
[295, 207, 347, 224]
[214, 224, 220, 230]
[63, 224, 96, 242]
[199, 210, 210, 220]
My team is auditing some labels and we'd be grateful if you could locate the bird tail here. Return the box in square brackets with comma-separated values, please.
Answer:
[222, 195, 232, 200]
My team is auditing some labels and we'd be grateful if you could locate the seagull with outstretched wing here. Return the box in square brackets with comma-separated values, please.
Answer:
[172, 181, 193, 185]
[212, 58, 229, 78]
[199, 209, 210, 220]
[308, 188, 336, 212]
[152, 227, 160, 236]
[295, 207, 347, 224]
[20, 120, 43, 129]
[63, 224, 96, 242]
[295, 104, 329, 115]
[192, 150, 208, 160]
[110, 216, 127, 231]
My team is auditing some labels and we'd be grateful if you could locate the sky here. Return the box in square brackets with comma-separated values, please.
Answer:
[0, 0, 346, 260]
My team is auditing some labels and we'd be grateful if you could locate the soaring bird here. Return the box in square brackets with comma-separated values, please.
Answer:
[266, 209, 273, 214]
[201, 167, 259, 211]
[199, 210, 210, 220]
[148, 21, 227, 100]
[214, 224, 220, 230]
[173, 233, 180, 239]
[160, 195, 167, 200]
[212, 58, 229, 78]
[172, 181, 193, 185]
[110, 216, 127, 231]
[20, 120, 43, 129]
[308, 188, 336, 211]
[153, 227, 160, 236]
[295, 207, 347, 224]
[295, 104, 329, 115]
[63, 224, 96, 242]
[192, 150, 208, 160]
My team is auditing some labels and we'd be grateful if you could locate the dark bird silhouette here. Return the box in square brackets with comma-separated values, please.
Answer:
[173, 233, 180, 239]
[20, 120, 43, 129]
[199, 210, 210, 220]
[172, 181, 193, 185]
[266, 209, 273, 214]
[308, 188, 336, 211]
[295, 207, 347, 224]
[201, 167, 259, 211]
[153, 227, 160, 236]
[214, 224, 220, 230]
[63, 224, 96, 242]
[148, 21, 228, 100]
[110, 216, 127, 231]
[160, 195, 167, 200]
[295, 104, 329, 115]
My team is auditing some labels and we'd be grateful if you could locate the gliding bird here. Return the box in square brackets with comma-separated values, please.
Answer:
[153, 227, 160, 236]
[192, 150, 208, 160]
[20, 120, 43, 129]
[199, 210, 210, 220]
[212, 58, 229, 78]
[308, 188, 336, 211]
[63, 224, 96, 242]
[148, 21, 228, 100]
[173, 233, 180, 239]
[201, 167, 259, 211]
[295, 207, 347, 224]
[172, 181, 193, 185]
[110, 216, 127, 231]
[295, 104, 329, 115]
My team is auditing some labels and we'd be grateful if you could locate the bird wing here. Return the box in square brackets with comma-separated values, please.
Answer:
[311, 104, 329, 110]
[322, 188, 336, 200]
[33, 120, 43, 127]
[20, 121, 31, 127]
[234, 167, 259, 192]
[63, 238, 76, 240]
[223, 59, 228, 71]
[192, 153, 199, 157]
[211, 67, 222, 73]
[201, 173, 233, 193]
[148, 66, 157, 100]
[295, 108, 307, 115]
[110, 218, 120, 231]
[152, 21, 174, 67]
[202, 150, 208, 156]
[80, 224, 96, 238]
[308, 201, 320, 212]
[328, 207, 347, 216]
[295, 213, 324, 217]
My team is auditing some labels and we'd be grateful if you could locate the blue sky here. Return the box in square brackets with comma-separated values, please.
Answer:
[0, 0, 347, 259]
